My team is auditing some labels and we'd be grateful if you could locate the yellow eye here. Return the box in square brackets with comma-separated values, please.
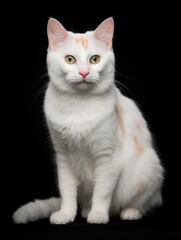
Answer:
[65, 55, 76, 64]
[90, 55, 100, 64]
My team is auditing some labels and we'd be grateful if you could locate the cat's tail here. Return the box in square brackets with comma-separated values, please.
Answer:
[13, 197, 61, 223]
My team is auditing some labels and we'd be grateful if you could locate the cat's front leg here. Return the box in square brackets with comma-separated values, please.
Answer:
[50, 153, 78, 224]
[87, 156, 119, 224]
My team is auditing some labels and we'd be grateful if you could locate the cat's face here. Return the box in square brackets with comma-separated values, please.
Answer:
[47, 18, 115, 94]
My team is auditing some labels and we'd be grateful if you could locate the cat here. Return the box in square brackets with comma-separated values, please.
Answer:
[13, 17, 164, 224]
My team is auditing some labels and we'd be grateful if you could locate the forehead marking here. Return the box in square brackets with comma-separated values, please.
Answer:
[76, 37, 88, 49]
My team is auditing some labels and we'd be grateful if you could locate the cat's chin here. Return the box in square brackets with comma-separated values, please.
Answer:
[72, 81, 95, 91]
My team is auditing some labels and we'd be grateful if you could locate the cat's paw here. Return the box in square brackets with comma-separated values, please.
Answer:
[87, 210, 109, 224]
[50, 210, 75, 224]
[120, 208, 142, 220]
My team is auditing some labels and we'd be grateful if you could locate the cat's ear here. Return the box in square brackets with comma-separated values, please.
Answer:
[94, 17, 114, 49]
[47, 18, 68, 50]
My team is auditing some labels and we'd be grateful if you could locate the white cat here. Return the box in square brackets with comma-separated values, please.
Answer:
[13, 17, 164, 224]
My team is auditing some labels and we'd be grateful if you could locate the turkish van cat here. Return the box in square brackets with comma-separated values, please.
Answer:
[13, 17, 164, 224]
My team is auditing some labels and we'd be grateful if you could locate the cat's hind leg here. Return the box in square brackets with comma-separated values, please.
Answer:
[120, 208, 142, 220]
[115, 148, 163, 220]
[120, 190, 162, 220]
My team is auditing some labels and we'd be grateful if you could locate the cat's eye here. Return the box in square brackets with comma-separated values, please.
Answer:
[65, 55, 76, 64]
[90, 55, 100, 64]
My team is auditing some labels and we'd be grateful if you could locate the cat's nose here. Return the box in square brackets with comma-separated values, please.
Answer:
[79, 71, 89, 79]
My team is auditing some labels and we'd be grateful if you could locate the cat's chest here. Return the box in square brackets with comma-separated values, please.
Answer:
[44, 86, 115, 140]
[46, 101, 102, 139]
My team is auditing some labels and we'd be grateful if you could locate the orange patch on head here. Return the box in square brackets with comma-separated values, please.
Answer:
[116, 106, 125, 135]
[76, 37, 88, 49]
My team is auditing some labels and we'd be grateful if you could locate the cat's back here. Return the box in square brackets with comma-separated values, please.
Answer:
[116, 89, 152, 148]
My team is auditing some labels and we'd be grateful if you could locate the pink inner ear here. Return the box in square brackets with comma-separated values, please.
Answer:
[94, 17, 114, 48]
[47, 18, 68, 50]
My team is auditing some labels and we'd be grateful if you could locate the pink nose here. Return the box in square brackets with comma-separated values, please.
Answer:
[79, 71, 89, 79]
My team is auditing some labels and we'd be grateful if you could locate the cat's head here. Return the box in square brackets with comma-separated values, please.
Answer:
[47, 17, 115, 95]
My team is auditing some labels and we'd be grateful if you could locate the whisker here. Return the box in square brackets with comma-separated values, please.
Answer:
[96, 78, 115, 95]
[114, 79, 134, 97]
[115, 70, 132, 81]
[35, 73, 49, 85]
[39, 73, 49, 80]
[33, 83, 48, 101]
[114, 80, 127, 96]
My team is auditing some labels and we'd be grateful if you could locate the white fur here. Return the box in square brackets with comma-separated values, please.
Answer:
[13, 18, 163, 224]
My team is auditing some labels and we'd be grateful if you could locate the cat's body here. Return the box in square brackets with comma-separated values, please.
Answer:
[13, 18, 164, 224]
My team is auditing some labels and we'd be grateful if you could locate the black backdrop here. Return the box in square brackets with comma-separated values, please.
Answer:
[5, 2, 180, 239]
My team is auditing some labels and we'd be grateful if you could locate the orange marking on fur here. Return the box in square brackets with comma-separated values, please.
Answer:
[135, 121, 142, 134]
[133, 134, 145, 155]
[133, 135, 138, 145]
[76, 37, 88, 49]
[137, 182, 145, 193]
[116, 106, 125, 135]
[138, 145, 145, 155]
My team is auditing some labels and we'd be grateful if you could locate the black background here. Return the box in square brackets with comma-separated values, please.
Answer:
[5, 2, 181, 239]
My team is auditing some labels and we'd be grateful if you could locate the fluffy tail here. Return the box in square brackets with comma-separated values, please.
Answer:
[13, 197, 61, 223]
